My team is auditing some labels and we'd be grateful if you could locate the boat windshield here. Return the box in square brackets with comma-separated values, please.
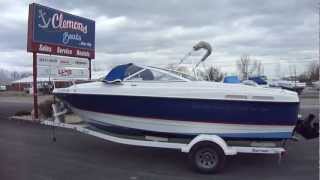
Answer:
[149, 67, 197, 81]
[104, 63, 196, 83]
[125, 68, 185, 82]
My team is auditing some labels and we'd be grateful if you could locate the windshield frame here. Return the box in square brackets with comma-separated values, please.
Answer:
[123, 65, 191, 82]
[147, 66, 197, 81]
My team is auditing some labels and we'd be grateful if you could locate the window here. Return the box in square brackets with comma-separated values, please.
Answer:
[124, 64, 143, 77]
[165, 69, 197, 81]
[148, 66, 197, 81]
[152, 70, 181, 81]
[126, 68, 182, 81]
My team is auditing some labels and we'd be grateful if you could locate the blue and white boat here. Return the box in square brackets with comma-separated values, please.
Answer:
[53, 41, 303, 141]
[54, 62, 300, 140]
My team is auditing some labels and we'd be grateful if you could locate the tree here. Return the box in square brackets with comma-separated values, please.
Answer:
[203, 66, 224, 82]
[236, 55, 263, 80]
[296, 61, 319, 83]
[255, 60, 264, 76]
[308, 61, 319, 81]
[298, 73, 309, 82]
[11, 71, 20, 80]
[20, 72, 32, 79]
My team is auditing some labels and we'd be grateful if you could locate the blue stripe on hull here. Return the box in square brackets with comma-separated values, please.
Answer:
[88, 121, 292, 140]
[56, 93, 299, 126]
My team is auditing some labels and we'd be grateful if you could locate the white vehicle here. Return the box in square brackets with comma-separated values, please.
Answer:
[312, 81, 320, 90]
[0, 85, 7, 91]
[269, 80, 306, 95]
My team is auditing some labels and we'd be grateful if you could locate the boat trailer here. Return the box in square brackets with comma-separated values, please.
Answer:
[39, 104, 316, 174]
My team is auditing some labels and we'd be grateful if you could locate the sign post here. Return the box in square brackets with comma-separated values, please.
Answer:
[89, 59, 92, 80]
[33, 52, 38, 119]
[27, 3, 95, 120]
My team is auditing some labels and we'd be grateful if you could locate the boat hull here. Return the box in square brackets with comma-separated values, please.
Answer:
[55, 93, 299, 140]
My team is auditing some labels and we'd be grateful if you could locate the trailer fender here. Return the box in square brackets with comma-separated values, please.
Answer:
[181, 134, 237, 155]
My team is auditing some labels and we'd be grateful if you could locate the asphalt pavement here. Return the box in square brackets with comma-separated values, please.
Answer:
[0, 91, 318, 180]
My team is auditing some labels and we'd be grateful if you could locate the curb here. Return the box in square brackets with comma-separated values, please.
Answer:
[9, 115, 47, 124]
[9, 115, 84, 125]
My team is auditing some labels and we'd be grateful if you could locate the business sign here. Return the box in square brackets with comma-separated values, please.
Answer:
[38, 54, 89, 79]
[27, 3, 95, 59]
[38, 66, 89, 79]
[38, 54, 89, 68]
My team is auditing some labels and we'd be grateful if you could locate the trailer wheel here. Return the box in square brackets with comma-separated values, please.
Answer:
[188, 142, 226, 174]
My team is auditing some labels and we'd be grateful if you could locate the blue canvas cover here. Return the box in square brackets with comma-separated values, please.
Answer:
[249, 76, 267, 85]
[104, 63, 133, 82]
[223, 76, 240, 83]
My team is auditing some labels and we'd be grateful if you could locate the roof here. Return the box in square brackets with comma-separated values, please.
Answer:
[12, 76, 56, 83]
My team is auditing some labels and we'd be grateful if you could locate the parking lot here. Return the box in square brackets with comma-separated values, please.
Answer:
[0, 90, 318, 180]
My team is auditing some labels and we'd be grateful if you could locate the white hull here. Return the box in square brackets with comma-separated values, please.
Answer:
[72, 107, 295, 139]
[54, 64, 300, 140]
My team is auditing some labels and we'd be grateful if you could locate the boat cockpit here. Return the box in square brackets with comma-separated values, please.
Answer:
[104, 63, 196, 83]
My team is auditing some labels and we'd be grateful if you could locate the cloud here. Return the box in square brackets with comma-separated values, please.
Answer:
[0, 0, 317, 78]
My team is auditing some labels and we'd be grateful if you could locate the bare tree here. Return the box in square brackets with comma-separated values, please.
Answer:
[236, 55, 263, 80]
[298, 73, 309, 82]
[275, 62, 281, 78]
[288, 64, 297, 80]
[255, 60, 264, 76]
[20, 72, 32, 79]
[297, 61, 319, 83]
[307, 61, 319, 81]
[237, 55, 251, 80]
[11, 71, 20, 81]
[203, 66, 224, 82]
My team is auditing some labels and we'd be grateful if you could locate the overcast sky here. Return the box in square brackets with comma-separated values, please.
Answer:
[0, 0, 318, 78]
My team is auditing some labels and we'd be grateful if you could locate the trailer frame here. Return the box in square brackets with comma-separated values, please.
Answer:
[40, 104, 287, 173]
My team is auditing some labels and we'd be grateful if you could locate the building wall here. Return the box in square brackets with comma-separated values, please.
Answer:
[7, 83, 30, 91]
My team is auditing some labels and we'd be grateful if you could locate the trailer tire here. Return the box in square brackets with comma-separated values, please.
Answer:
[188, 141, 226, 174]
